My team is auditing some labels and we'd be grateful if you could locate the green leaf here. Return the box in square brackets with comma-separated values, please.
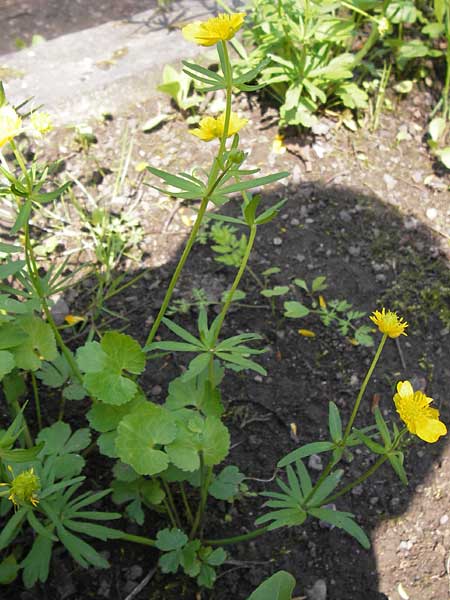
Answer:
[436, 147, 450, 169]
[101, 331, 146, 374]
[0, 260, 26, 279]
[328, 402, 342, 442]
[116, 404, 177, 475]
[374, 407, 391, 446]
[197, 563, 216, 588]
[83, 371, 138, 405]
[388, 451, 408, 485]
[261, 286, 289, 298]
[278, 441, 334, 467]
[165, 423, 200, 472]
[200, 417, 230, 466]
[215, 172, 289, 196]
[0, 351, 15, 380]
[57, 526, 110, 569]
[36, 352, 71, 388]
[87, 396, 144, 433]
[311, 276, 327, 292]
[209, 465, 245, 500]
[155, 528, 188, 551]
[21, 534, 53, 588]
[283, 301, 310, 319]
[76, 342, 107, 373]
[308, 507, 370, 549]
[247, 571, 296, 600]
[308, 470, 343, 506]
[11, 315, 57, 371]
[0, 507, 28, 551]
[0, 554, 20, 585]
[354, 325, 374, 347]
[159, 550, 182, 574]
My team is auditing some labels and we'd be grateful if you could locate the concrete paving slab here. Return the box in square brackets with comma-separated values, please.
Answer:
[0, 0, 244, 124]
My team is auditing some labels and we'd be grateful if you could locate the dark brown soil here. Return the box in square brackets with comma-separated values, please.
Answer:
[1, 16, 450, 600]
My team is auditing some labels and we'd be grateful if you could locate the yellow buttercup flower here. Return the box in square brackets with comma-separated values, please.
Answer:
[271, 134, 286, 155]
[30, 111, 53, 137]
[0, 467, 40, 507]
[394, 381, 447, 443]
[182, 12, 246, 46]
[369, 308, 408, 338]
[0, 105, 22, 148]
[190, 111, 247, 142]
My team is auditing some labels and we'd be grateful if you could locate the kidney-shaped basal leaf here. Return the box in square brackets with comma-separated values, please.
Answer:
[165, 423, 200, 472]
[200, 417, 230, 467]
[247, 570, 296, 600]
[11, 315, 57, 371]
[77, 333, 145, 405]
[100, 332, 146, 374]
[116, 404, 177, 475]
[208, 465, 245, 501]
[83, 371, 137, 406]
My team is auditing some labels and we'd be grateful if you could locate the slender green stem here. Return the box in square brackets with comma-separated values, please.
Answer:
[190, 453, 213, 539]
[303, 333, 388, 506]
[343, 333, 387, 440]
[246, 265, 264, 289]
[118, 532, 156, 547]
[7, 396, 33, 448]
[161, 479, 182, 529]
[219, 41, 233, 155]
[145, 194, 210, 347]
[30, 372, 42, 431]
[212, 225, 257, 345]
[163, 498, 178, 529]
[24, 226, 84, 385]
[326, 455, 388, 504]
[443, 11, 450, 120]
[205, 526, 270, 546]
[179, 481, 194, 525]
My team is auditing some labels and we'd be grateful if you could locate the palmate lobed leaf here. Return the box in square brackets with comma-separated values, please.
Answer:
[247, 570, 296, 600]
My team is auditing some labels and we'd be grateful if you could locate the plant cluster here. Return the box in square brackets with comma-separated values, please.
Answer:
[0, 11, 447, 598]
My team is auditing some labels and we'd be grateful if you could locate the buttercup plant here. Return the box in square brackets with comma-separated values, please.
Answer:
[0, 14, 447, 597]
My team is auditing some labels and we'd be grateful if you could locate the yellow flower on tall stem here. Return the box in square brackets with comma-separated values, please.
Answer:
[394, 380, 447, 443]
[190, 111, 247, 141]
[0, 105, 22, 148]
[369, 308, 408, 338]
[182, 13, 246, 46]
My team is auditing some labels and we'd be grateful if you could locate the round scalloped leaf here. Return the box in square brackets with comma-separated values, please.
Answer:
[76, 342, 107, 373]
[116, 404, 177, 475]
[101, 332, 146, 374]
[84, 371, 137, 405]
[12, 315, 57, 371]
[0, 351, 15, 381]
[200, 417, 230, 466]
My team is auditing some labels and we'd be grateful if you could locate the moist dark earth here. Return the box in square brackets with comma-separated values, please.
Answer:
[1, 5, 450, 600]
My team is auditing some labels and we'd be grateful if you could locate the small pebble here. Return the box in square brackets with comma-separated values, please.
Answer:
[308, 454, 323, 471]
[307, 579, 327, 600]
[383, 174, 397, 190]
[273, 237, 283, 246]
[426, 207, 437, 220]
[151, 385, 162, 396]
[440, 514, 449, 526]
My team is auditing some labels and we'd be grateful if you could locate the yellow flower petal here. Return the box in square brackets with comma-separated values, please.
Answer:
[370, 307, 408, 338]
[190, 112, 247, 142]
[0, 105, 22, 148]
[319, 295, 326, 309]
[182, 13, 246, 46]
[272, 134, 286, 155]
[393, 380, 447, 443]
[65, 314, 85, 325]
[298, 329, 315, 337]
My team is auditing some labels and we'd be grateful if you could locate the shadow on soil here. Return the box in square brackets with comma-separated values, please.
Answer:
[3, 179, 450, 600]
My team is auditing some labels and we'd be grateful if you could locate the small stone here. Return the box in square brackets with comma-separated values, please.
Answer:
[312, 121, 330, 136]
[291, 218, 300, 226]
[350, 374, 359, 387]
[273, 237, 283, 246]
[369, 496, 379, 506]
[398, 540, 413, 552]
[440, 514, 449, 526]
[308, 454, 323, 471]
[128, 565, 144, 580]
[151, 385, 162, 396]
[307, 578, 327, 600]
[383, 174, 397, 190]
[348, 245, 360, 257]
[291, 164, 302, 185]
[351, 484, 364, 496]
[339, 210, 352, 223]
[375, 273, 387, 283]
[254, 375, 263, 383]
[426, 207, 438, 220]
[50, 297, 70, 325]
